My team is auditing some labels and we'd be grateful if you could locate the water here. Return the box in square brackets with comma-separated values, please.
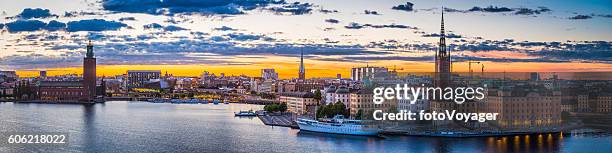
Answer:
[0, 101, 610, 153]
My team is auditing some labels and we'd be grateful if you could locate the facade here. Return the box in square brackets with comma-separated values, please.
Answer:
[38, 81, 85, 101]
[349, 89, 396, 119]
[261, 68, 278, 80]
[127, 70, 161, 89]
[596, 94, 612, 113]
[279, 92, 317, 115]
[351, 66, 388, 81]
[334, 86, 350, 106]
[484, 87, 562, 131]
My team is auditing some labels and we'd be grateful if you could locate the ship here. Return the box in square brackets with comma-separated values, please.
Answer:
[296, 115, 381, 136]
[234, 110, 257, 116]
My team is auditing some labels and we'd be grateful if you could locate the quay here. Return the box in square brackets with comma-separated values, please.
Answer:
[257, 113, 299, 129]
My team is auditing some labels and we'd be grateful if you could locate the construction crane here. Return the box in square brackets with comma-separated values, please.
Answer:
[468, 61, 480, 77]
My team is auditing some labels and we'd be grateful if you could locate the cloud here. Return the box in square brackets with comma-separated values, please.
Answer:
[144, 23, 188, 31]
[364, 10, 380, 15]
[392, 2, 414, 12]
[325, 19, 339, 24]
[443, 6, 550, 16]
[319, 8, 338, 14]
[345, 22, 412, 30]
[101, 0, 285, 15]
[67, 19, 128, 32]
[267, 2, 313, 15]
[6, 20, 47, 32]
[569, 15, 592, 20]
[44, 20, 66, 31]
[14, 8, 57, 19]
[226, 33, 274, 41]
[213, 26, 237, 31]
[422, 33, 462, 38]
[118, 17, 136, 21]
[514, 7, 551, 15]
[468, 6, 513, 13]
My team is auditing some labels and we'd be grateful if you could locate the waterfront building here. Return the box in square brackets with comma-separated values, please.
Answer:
[83, 40, 97, 101]
[484, 86, 562, 131]
[333, 86, 350, 106]
[0, 82, 15, 101]
[38, 81, 85, 101]
[175, 78, 199, 91]
[127, 70, 161, 90]
[324, 85, 337, 104]
[351, 66, 388, 81]
[261, 68, 278, 80]
[0, 71, 18, 83]
[279, 92, 317, 115]
[36, 40, 100, 102]
[349, 88, 396, 119]
[596, 94, 612, 113]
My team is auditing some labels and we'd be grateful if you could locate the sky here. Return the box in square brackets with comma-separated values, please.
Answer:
[0, 0, 611, 78]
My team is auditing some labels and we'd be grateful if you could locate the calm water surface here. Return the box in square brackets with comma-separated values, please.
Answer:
[0, 101, 610, 153]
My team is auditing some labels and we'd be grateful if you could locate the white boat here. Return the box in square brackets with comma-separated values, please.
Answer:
[234, 110, 257, 116]
[296, 115, 381, 136]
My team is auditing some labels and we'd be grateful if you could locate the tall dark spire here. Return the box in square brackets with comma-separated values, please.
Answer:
[299, 48, 305, 80]
[438, 7, 446, 55]
[435, 6, 451, 87]
[86, 40, 94, 58]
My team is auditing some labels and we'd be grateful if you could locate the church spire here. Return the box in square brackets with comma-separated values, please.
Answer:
[299, 48, 305, 80]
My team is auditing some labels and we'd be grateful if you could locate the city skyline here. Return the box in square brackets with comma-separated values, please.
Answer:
[1, 0, 611, 78]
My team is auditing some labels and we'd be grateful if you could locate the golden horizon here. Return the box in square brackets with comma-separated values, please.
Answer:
[13, 61, 612, 79]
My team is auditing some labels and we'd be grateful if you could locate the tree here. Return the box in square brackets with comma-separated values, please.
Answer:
[314, 89, 322, 105]
[279, 102, 288, 112]
[355, 110, 363, 120]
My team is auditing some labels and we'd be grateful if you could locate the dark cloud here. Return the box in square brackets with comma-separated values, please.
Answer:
[118, 17, 136, 21]
[213, 26, 237, 31]
[14, 8, 58, 19]
[325, 19, 339, 24]
[44, 20, 66, 31]
[422, 33, 462, 38]
[66, 19, 128, 32]
[319, 8, 338, 14]
[345, 22, 412, 30]
[6, 20, 47, 32]
[392, 2, 414, 12]
[101, 0, 285, 15]
[63, 11, 102, 17]
[267, 2, 313, 15]
[596, 14, 612, 18]
[514, 7, 551, 15]
[364, 10, 380, 15]
[226, 33, 274, 41]
[569, 15, 592, 20]
[468, 6, 513, 12]
[143, 23, 187, 31]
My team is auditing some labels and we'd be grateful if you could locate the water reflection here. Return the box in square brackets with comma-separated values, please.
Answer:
[0, 102, 609, 153]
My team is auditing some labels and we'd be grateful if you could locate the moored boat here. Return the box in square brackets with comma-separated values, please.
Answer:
[296, 115, 380, 136]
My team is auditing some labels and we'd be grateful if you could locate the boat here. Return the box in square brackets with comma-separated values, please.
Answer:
[224, 100, 230, 104]
[212, 99, 219, 105]
[234, 110, 257, 116]
[200, 99, 209, 104]
[296, 115, 381, 136]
